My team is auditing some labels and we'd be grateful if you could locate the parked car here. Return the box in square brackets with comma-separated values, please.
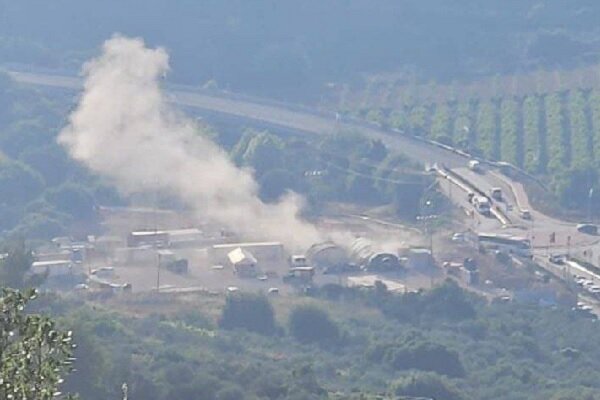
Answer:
[582, 280, 595, 289]
[451, 232, 465, 242]
[548, 254, 566, 265]
[575, 276, 588, 286]
[519, 209, 532, 220]
[589, 286, 600, 295]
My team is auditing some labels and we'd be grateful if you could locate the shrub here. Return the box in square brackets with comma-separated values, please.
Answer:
[219, 293, 276, 335]
[288, 305, 340, 346]
[391, 372, 464, 400]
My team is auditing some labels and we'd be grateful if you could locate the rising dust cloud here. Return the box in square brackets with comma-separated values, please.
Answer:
[59, 35, 322, 250]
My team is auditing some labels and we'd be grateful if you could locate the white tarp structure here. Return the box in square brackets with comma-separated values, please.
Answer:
[210, 242, 284, 264]
[227, 247, 257, 277]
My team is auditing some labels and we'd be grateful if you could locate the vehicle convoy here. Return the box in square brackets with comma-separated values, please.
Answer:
[472, 195, 491, 216]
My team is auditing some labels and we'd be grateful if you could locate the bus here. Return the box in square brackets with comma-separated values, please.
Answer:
[477, 233, 532, 258]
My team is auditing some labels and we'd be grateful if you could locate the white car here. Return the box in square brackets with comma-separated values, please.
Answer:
[582, 280, 595, 288]
[575, 304, 593, 312]
[575, 276, 588, 285]
[451, 233, 465, 242]
[588, 286, 600, 294]
[268, 287, 280, 295]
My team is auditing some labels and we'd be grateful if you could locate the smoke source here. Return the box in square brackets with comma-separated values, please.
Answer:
[59, 35, 321, 250]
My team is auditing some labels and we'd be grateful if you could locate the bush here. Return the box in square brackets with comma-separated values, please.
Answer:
[368, 337, 465, 377]
[219, 293, 276, 335]
[288, 305, 340, 346]
[391, 372, 463, 400]
[216, 385, 245, 400]
[422, 280, 476, 321]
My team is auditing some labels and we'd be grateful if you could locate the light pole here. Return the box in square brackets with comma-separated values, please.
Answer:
[588, 187, 594, 223]
[417, 182, 438, 288]
[156, 251, 161, 292]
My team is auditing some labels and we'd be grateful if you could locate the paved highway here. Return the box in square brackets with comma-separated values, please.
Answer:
[7, 69, 600, 258]
[6, 70, 467, 169]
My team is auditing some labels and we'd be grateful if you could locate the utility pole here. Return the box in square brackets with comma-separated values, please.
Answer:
[588, 187, 594, 223]
[418, 188, 436, 289]
[154, 187, 160, 293]
[122, 383, 128, 400]
[156, 252, 161, 292]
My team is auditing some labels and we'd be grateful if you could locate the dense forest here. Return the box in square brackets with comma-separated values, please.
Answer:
[2, 1, 600, 99]
[3, 1, 600, 217]
[7, 279, 599, 400]
[0, 74, 124, 241]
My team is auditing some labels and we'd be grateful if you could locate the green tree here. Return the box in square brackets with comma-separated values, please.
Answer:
[590, 90, 600, 169]
[568, 90, 592, 169]
[452, 101, 473, 150]
[288, 305, 340, 346]
[408, 105, 429, 137]
[0, 288, 76, 400]
[0, 240, 34, 289]
[545, 93, 569, 172]
[423, 280, 476, 321]
[241, 132, 285, 177]
[499, 97, 520, 166]
[19, 144, 73, 187]
[258, 168, 296, 202]
[430, 103, 452, 144]
[0, 160, 45, 206]
[216, 385, 245, 400]
[475, 100, 499, 159]
[390, 372, 463, 400]
[369, 337, 465, 377]
[45, 183, 96, 221]
[522, 95, 543, 173]
[219, 293, 276, 335]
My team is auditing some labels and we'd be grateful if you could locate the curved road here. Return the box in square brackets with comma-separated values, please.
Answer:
[6, 70, 467, 169]
[6, 69, 599, 256]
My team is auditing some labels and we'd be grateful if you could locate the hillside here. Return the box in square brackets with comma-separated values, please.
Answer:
[2, 1, 600, 99]
[32, 282, 600, 400]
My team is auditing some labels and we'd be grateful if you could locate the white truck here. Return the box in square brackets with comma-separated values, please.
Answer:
[468, 160, 481, 172]
[472, 196, 491, 216]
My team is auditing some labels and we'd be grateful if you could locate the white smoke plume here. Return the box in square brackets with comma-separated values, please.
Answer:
[59, 35, 321, 250]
